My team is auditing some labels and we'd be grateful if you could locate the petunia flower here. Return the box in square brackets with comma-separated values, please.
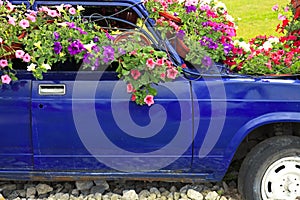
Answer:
[144, 95, 154, 106]
[0, 59, 8, 68]
[15, 50, 25, 58]
[54, 42, 63, 54]
[19, 19, 30, 29]
[127, 83, 134, 93]
[166, 67, 178, 79]
[23, 53, 31, 62]
[146, 58, 156, 69]
[1, 75, 12, 84]
[131, 69, 141, 80]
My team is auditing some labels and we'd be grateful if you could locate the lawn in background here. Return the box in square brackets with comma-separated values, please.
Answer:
[222, 0, 290, 41]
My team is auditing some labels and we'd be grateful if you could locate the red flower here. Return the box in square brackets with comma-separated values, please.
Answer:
[130, 69, 141, 80]
[131, 94, 136, 101]
[127, 83, 134, 93]
[144, 95, 154, 106]
[166, 67, 178, 79]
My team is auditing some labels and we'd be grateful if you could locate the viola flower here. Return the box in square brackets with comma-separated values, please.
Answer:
[201, 56, 212, 67]
[15, 50, 25, 58]
[68, 40, 85, 55]
[0, 59, 8, 68]
[146, 58, 156, 69]
[54, 42, 63, 54]
[166, 67, 178, 79]
[127, 83, 134, 93]
[131, 69, 141, 80]
[144, 95, 154, 106]
[102, 46, 115, 63]
[1, 75, 11, 84]
[19, 19, 30, 29]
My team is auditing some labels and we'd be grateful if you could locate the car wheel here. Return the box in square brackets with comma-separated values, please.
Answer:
[238, 136, 300, 200]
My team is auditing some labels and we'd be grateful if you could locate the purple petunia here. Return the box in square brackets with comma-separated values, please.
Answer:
[68, 40, 85, 55]
[208, 41, 218, 50]
[118, 47, 126, 55]
[186, 5, 197, 13]
[54, 32, 60, 40]
[92, 45, 101, 53]
[102, 46, 115, 63]
[223, 43, 232, 55]
[176, 30, 186, 40]
[76, 27, 87, 35]
[93, 36, 99, 43]
[105, 32, 115, 41]
[202, 56, 212, 67]
[54, 42, 62, 54]
[66, 22, 76, 29]
[83, 53, 93, 64]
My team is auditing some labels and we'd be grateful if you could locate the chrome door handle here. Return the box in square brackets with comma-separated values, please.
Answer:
[38, 84, 66, 95]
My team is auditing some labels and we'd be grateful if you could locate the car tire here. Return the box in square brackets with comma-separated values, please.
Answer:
[238, 135, 300, 200]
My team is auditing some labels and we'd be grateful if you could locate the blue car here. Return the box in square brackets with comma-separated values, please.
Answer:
[2, 0, 300, 199]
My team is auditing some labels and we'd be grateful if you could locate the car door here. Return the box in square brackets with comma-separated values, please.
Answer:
[31, 67, 193, 172]
[0, 75, 32, 170]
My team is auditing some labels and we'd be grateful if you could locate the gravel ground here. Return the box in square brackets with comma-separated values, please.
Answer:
[0, 179, 242, 200]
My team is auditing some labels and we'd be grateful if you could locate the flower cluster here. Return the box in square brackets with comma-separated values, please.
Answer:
[144, 0, 237, 67]
[0, 0, 182, 105]
[226, 3, 300, 75]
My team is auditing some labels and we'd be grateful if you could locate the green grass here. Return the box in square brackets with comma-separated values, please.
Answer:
[222, 0, 290, 41]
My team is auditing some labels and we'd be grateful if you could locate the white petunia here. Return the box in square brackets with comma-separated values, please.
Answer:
[27, 63, 36, 71]
[41, 63, 51, 70]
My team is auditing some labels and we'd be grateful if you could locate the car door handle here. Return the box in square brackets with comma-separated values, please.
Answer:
[38, 84, 66, 95]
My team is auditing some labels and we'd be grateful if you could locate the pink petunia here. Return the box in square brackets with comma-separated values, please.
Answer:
[39, 6, 49, 12]
[278, 14, 287, 21]
[6, 2, 15, 11]
[23, 53, 31, 62]
[69, 7, 76, 15]
[26, 14, 36, 22]
[19, 19, 30, 29]
[127, 83, 134, 93]
[0, 37, 3, 44]
[160, 73, 166, 79]
[166, 67, 178, 79]
[156, 58, 164, 66]
[265, 60, 272, 70]
[0, 59, 8, 68]
[146, 58, 156, 69]
[48, 9, 59, 17]
[284, 6, 289, 12]
[130, 69, 141, 80]
[8, 16, 16, 26]
[15, 50, 25, 59]
[272, 4, 279, 11]
[1, 75, 12, 84]
[144, 95, 154, 106]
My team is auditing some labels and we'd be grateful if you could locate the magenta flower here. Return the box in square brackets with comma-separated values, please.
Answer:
[131, 69, 141, 80]
[69, 7, 76, 15]
[47, 9, 59, 17]
[54, 32, 60, 40]
[23, 53, 31, 62]
[144, 95, 154, 106]
[68, 40, 85, 55]
[15, 50, 25, 58]
[19, 19, 30, 29]
[272, 4, 279, 11]
[156, 58, 164, 66]
[1, 75, 12, 84]
[0, 59, 8, 68]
